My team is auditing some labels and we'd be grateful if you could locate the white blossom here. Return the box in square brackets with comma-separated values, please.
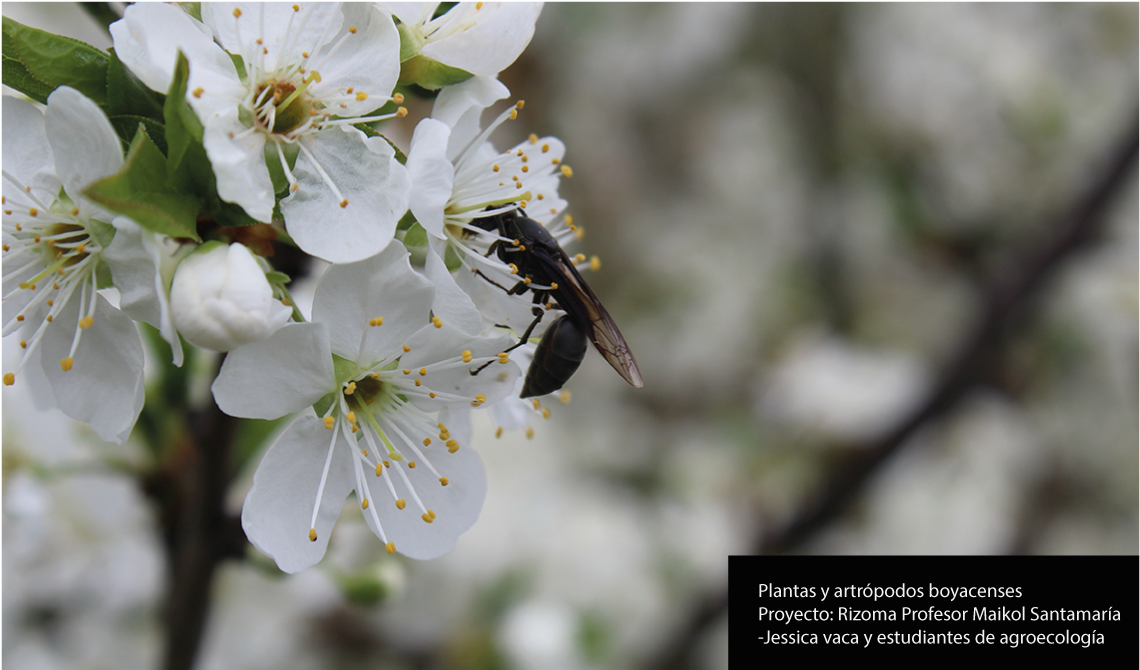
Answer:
[212, 241, 520, 572]
[111, 2, 411, 263]
[2, 88, 180, 444]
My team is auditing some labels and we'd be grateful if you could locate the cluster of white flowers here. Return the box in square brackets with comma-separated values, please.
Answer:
[2, 2, 592, 573]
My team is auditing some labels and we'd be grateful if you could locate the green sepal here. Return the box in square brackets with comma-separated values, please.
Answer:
[352, 124, 407, 164]
[2, 17, 109, 105]
[189, 239, 226, 256]
[395, 21, 424, 62]
[84, 126, 201, 240]
[313, 392, 336, 420]
[397, 54, 473, 90]
[396, 209, 418, 231]
[86, 218, 118, 250]
[332, 354, 359, 384]
[265, 141, 299, 195]
[106, 47, 165, 120]
[265, 271, 291, 285]
[444, 242, 462, 271]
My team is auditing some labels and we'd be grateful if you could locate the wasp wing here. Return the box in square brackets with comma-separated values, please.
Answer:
[533, 246, 644, 389]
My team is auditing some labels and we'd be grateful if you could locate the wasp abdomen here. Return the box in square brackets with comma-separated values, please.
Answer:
[520, 316, 588, 398]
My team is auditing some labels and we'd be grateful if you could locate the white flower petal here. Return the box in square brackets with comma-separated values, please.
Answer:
[202, 110, 276, 222]
[110, 3, 243, 111]
[359, 431, 486, 559]
[43, 87, 122, 208]
[432, 75, 510, 158]
[39, 294, 145, 445]
[1, 96, 60, 199]
[407, 119, 456, 239]
[102, 219, 184, 366]
[424, 238, 484, 335]
[311, 5, 401, 118]
[377, 2, 436, 28]
[421, 2, 541, 77]
[281, 127, 411, 263]
[454, 263, 552, 336]
[212, 322, 336, 419]
[312, 241, 435, 363]
[241, 416, 357, 574]
[204, 3, 345, 72]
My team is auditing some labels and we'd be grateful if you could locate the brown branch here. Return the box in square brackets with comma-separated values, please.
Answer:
[159, 354, 246, 670]
[640, 121, 1138, 670]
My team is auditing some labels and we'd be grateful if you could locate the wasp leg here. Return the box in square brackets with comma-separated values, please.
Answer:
[472, 268, 514, 292]
[469, 294, 548, 376]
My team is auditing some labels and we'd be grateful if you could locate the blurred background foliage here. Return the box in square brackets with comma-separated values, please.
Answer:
[3, 3, 1137, 670]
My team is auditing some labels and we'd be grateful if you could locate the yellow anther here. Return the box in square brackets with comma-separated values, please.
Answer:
[462, 350, 473, 363]
[349, 25, 358, 34]
[396, 106, 408, 117]
[403, 369, 411, 375]
[281, 299, 292, 306]
[493, 164, 501, 172]
[383, 460, 390, 468]
[517, 149, 525, 157]
[560, 390, 572, 404]
[309, 528, 317, 542]
[361, 498, 369, 509]
[432, 316, 443, 328]
[370, 316, 384, 326]
[526, 426, 535, 440]
[542, 407, 551, 420]
[575, 227, 585, 240]
[574, 253, 586, 263]
[522, 165, 530, 173]
[1, 244, 7, 251]
[440, 430, 450, 440]
[509, 263, 519, 274]
[79, 316, 94, 329]
[71, 208, 79, 215]
[446, 440, 459, 453]
[323, 416, 335, 429]
[3, 373, 14, 386]
[590, 256, 601, 271]
[376, 462, 384, 476]
[476, 394, 487, 403]
[520, 200, 528, 208]
[19, 340, 26, 349]
[360, 448, 368, 457]
[561, 165, 573, 178]
[423, 437, 432, 446]
[408, 461, 416, 469]
[46, 315, 52, 323]
[386, 542, 396, 554]
[476, 1, 484, 8]
[346, 411, 357, 424]
[403, 344, 411, 352]
[419, 367, 427, 376]
[440, 477, 449, 486]
[522, 276, 532, 284]
[392, 92, 405, 104]
[339, 199, 348, 208]
[429, 392, 437, 398]
[516, 101, 525, 109]
[233, 7, 242, 17]
[509, 109, 518, 120]
[414, 379, 421, 386]
[529, 133, 538, 143]
[60, 357, 73, 372]
[192, 87, 204, 98]
[422, 512, 434, 523]
[29, 208, 38, 217]
[345, 381, 357, 394]
[550, 282, 559, 290]
[396, 499, 407, 510]
[498, 353, 509, 364]
[495, 426, 503, 438]
[371, 372, 380, 379]
[516, 182, 523, 189]
[542, 143, 550, 153]
[552, 157, 560, 164]
[429, 509, 437, 519]
[293, 4, 300, 11]
[352, 425, 360, 433]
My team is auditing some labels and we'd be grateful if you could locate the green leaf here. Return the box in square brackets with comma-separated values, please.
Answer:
[353, 125, 407, 164]
[109, 115, 167, 154]
[397, 54, 473, 90]
[84, 126, 201, 240]
[164, 52, 204, 171]
[396, 209, 418, 231]
[2, 17, 109, 104]
[106, 47, 165, 119]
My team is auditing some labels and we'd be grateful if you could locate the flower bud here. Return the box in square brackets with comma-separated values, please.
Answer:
[170, 242, 292, 352]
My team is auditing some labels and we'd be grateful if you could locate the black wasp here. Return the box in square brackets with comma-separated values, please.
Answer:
[470, 208, 643, 398]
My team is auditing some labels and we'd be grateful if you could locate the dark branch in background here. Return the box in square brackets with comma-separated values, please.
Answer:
[78, 2, 121, 34]
[641, 120, 1138, 670]
[144, 354, 247, 670]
